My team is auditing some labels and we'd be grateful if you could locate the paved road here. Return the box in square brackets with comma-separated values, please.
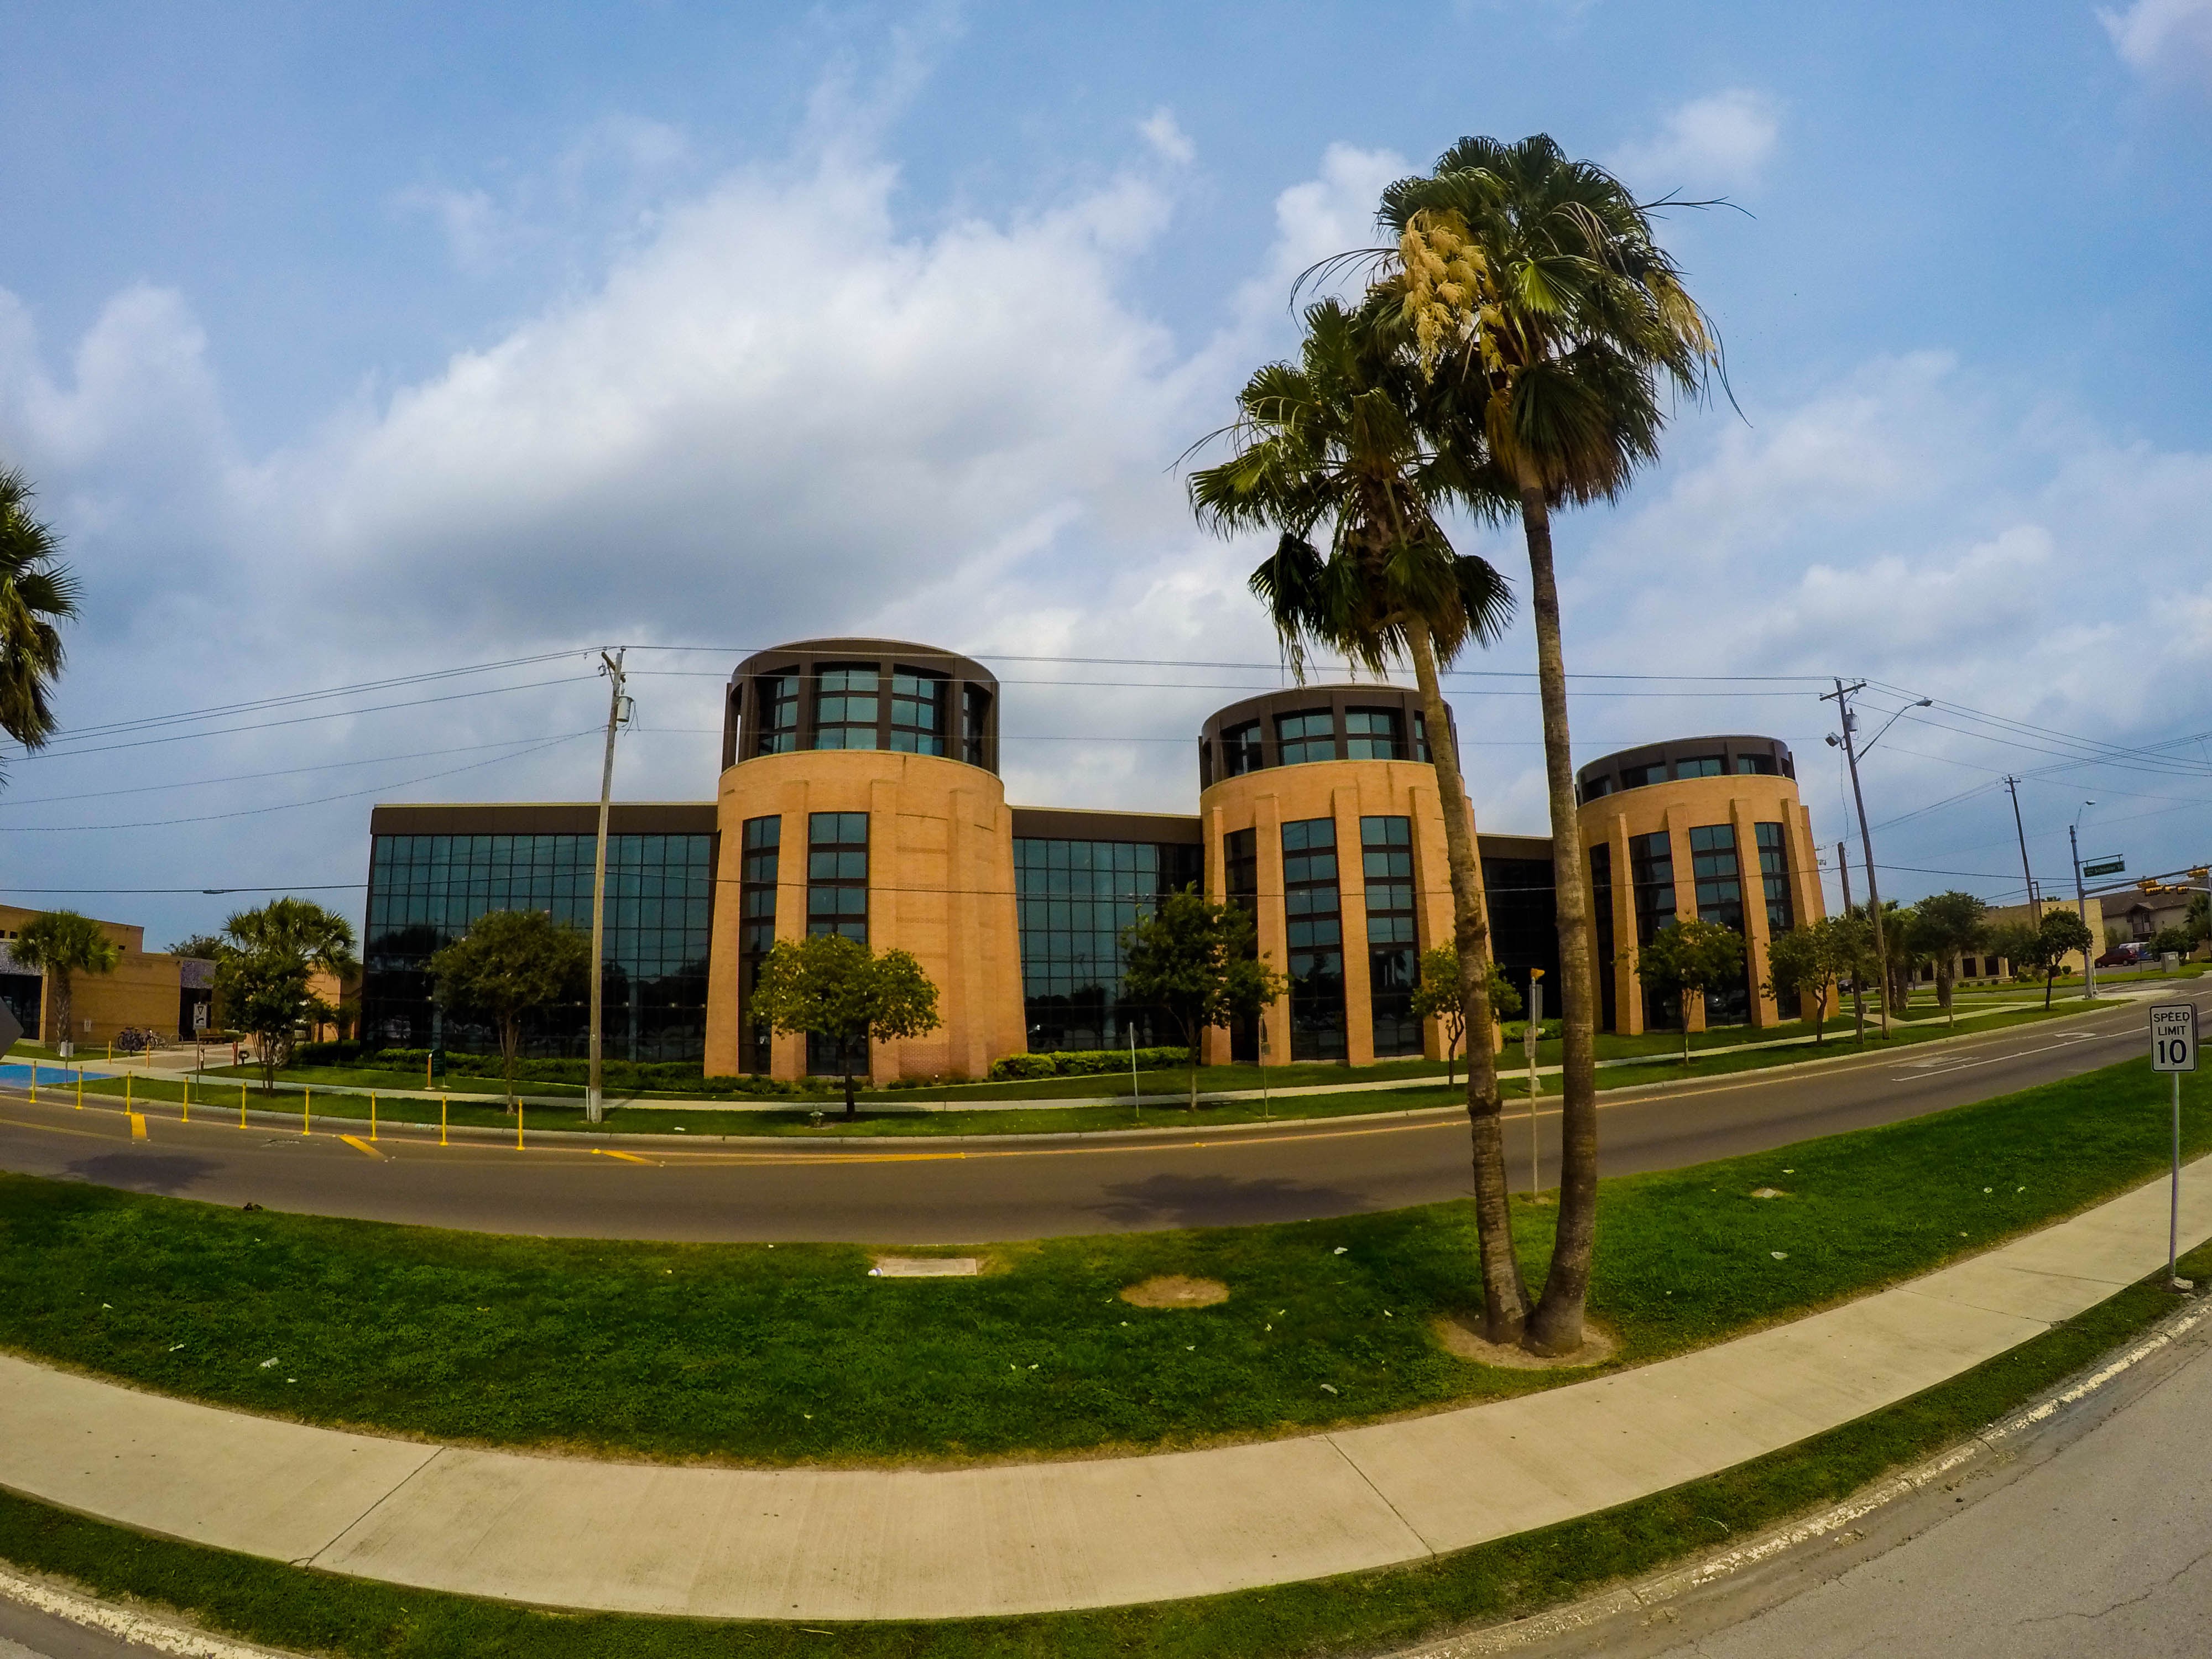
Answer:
[1495, 1297, 2212, 1659]
[0, 992, 2194, 1243]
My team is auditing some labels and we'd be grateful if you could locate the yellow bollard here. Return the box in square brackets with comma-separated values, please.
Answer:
[302, 1087, 310, 1136]
[76, 1067, 83, 1109]
[370, 1092, 377, 1142]
[27, 1061, 34, 1105]
[181, 1076, 190, 1124]
[517, 1098, 524, 1152]
[425, 1053, 432, 1091]
[440, 1093, 448, 1146]
[240, 1081, 248, 1128]
[126, 1072, 132, 1112]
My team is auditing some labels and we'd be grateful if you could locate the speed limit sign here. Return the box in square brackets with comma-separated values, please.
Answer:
[2150, 1003, 2198, 1292]
[2151, 1004, 2197, 1072]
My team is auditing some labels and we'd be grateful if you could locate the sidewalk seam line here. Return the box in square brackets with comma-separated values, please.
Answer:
[299, 1444, 449, 1568]
[1322, 1433, 1439, 1558]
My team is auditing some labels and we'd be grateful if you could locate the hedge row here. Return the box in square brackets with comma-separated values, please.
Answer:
[986, 1046, 1192, 1082]
[289, 1044, 824, 1098]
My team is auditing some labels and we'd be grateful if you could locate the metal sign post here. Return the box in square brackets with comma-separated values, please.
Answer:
[2150, 1003, 2198, 1291]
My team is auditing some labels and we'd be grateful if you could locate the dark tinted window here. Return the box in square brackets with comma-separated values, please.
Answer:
[757, 674, 800, 754]
[1222, 721, 1265, 777]
[1276, 709, 1337, 765]
[813, 665, 880, 750]
[1282, 817, 1345, 1059]
[890, 669, 947, 755]
[1361, 816, 1419, 1056]
[1676, 756, 1725, 779]
[1344, 708, 1403, 760]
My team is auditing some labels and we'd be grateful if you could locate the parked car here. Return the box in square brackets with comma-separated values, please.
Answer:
[2096, 944, 2146, 968]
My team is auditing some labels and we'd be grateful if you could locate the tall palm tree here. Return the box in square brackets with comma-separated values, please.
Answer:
[223, 896, 361, 978]
[1371, 135, 1723, 1353]
[10, 910, 122, 1058]
[0, 467, 79, 774]
[1189, 297, 1532, 1341]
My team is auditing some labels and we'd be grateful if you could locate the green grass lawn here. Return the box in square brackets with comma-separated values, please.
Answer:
[53, 996, 2095, 1138]
[1, 1051, 2205, 1467]
[1, 1245, 2199, 1659]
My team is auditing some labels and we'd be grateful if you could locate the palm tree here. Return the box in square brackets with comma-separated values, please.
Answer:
[0, 467, 80, 773]
[10, 910, 122, 1057]
[223, 896, 360, 978]
[1189, 297, 1532, 1342]
[1369, 135, 1723, 1354]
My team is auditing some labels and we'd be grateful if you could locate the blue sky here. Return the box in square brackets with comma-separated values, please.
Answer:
[4, 0, 2211, 947]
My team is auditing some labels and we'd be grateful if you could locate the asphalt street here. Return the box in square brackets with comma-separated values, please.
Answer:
[0, 992, 2196, 1243]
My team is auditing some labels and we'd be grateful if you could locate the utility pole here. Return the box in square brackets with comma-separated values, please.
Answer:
[1824, 679, 1893, 1038]
[1837, 841, 1865, 1037]
[586, 648, 630, 1125]
[2004, 776, 2038, 908]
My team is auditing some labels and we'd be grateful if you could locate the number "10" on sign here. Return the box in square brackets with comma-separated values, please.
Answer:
[2151, 1004, 2198, 1073]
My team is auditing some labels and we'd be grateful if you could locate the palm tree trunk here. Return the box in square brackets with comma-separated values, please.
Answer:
[1405, 622, 1528, 1343]
[1521, 488, 1600, 1358]
[53, 971, 71, 1058]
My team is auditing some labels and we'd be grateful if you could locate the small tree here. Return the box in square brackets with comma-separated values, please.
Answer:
[1627, 919, 1745, 1062]
[749, 933, 942, 1117]
[1762, 921, 1846, 1045]
[1983, 919, 2041, 986]
[2030, 909, 2096, 1010]
[428, 910, 591, 1110]
[2149, 925, 2193, 961]
[9, 910, 121, 1058]
[1409, 945, 1524, 1085]
[212, 898, 359, 1089]
[219, 950, 326, 1093]
[1910, 891, 1989, 1029]
[2187, 891, 2209, 949]
[1119, 887, 1287, 1110]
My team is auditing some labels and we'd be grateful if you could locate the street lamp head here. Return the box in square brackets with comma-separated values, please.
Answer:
[1914, 698, 1933, 708]
[1825, 733, 1840, 748]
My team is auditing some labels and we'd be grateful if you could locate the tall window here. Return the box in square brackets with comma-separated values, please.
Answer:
[756, 674, 800, 754]
[1014, 838, 1200, 1052]
[1689, 825, 1749, 1025]
[962, 685, 990, 766]
[1223, 827, 1260, 1060]
[1222, 721, 1265, 777]
[1589, 843, 1617, 1032]
[1344, 709, 1404, 760]
[1282, 817, 1346, 1060]
[1361, 816, 1420, 1056]
[890, 669, 948, 755]
[1276, 709, 1337, 765]
[1412, 712, 1433, 762]
[738, 816, 780, 1072]
[813, 666, 880, 750]
[1755, 822, 1793, 933]
[806, 813, 869, 941]
[1627, 829, 1678, 1030]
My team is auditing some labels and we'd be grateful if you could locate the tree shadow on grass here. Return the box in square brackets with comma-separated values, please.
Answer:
[1083, 1172, 1374, 1229]
[62, 1154, 225, 1198]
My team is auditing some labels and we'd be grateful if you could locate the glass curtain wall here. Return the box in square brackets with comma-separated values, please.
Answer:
[1224, 828, 1260, 1061]
[890, 670, 948, 754]
[813, 667, 880, 749]
[1361, 816, 1420, 1056]
[738, 816, 780, 1072]
[805, 812, 869, 1074]
[1627, 829, 1679, 1030]
[1590, 843, 1618, 1031]
[363, 833, 713, 1060]
[757, 675, 801, 753]
[1276, 711, 1338, 764]
[1688, 825, 1751, 1024]
[1480, 855, 1561, 1006]
[1755, 823, 1794, 932]
[1282, 817, 1347, 1060]
[1014, 838, 1203, 1053]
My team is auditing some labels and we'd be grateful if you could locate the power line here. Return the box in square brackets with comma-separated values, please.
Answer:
[0, 733, 591, 832]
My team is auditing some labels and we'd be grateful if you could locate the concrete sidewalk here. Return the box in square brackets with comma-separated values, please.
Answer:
[1, 1157, 2206, 1622]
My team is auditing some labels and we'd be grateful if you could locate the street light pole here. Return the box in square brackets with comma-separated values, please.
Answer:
[1823, 680, 1927, 1040]
[2070, 801, 2098, 1001]
[586, 648, 629, 1126]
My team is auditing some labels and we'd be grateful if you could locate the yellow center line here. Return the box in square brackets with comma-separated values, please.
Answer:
[338, 1134, 387, 1161]
[591, 1149, 658, 1165]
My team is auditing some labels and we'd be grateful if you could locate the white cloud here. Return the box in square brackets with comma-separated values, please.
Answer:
[1138, 108, 1195, 166]
[2101, 0, 2212, 85]
[1606, 90, 1781, 192]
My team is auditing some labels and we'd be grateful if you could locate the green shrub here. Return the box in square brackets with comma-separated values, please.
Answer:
[985, 1046, 1192, 1082]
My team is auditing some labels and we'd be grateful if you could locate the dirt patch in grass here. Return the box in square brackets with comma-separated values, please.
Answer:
[1120, 1275, 1229, 1308]
[1432, 1314, 1618, 1370]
